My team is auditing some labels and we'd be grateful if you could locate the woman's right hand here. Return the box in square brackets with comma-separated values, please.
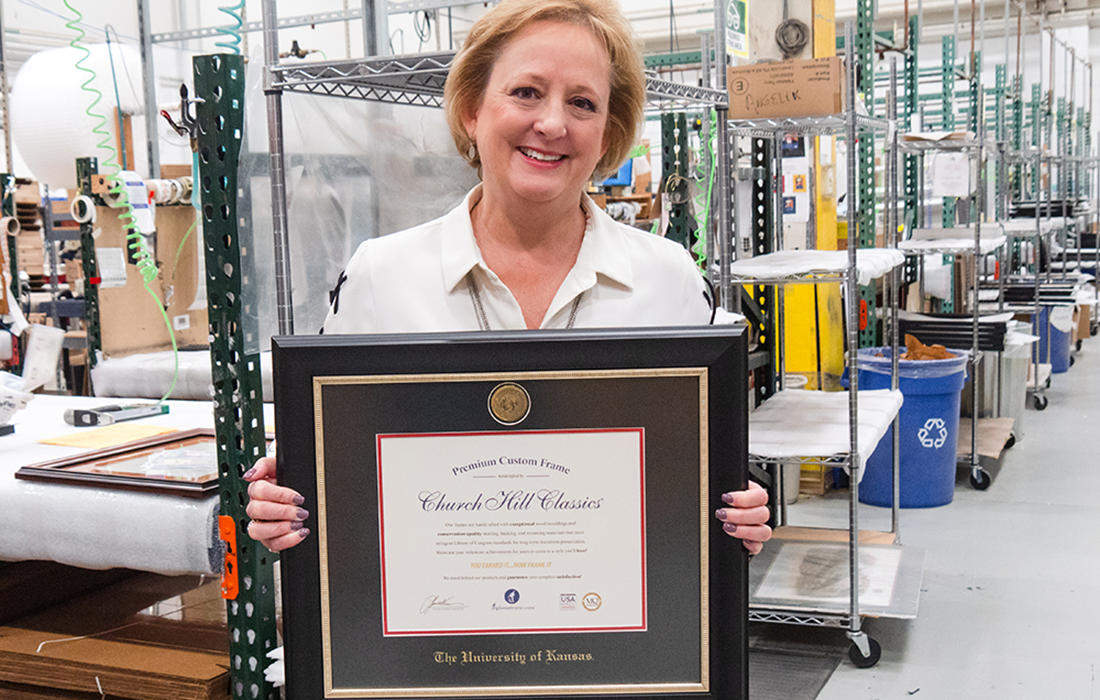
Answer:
[243, 455, 310, 552]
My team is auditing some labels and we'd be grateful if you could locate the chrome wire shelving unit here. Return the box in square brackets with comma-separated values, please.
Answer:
[724, 28, 923, 669]
[897, 115, 1008, 489]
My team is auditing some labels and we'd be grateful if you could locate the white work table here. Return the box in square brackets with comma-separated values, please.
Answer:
[1, 394, 270, 576]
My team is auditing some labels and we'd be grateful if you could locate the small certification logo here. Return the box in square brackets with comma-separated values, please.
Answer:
[559, 593, 577, 611]
[582, 593, 602, 612]
[491, 588, 533, 611]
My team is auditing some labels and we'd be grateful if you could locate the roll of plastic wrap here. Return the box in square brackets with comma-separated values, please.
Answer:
[69, 196, 95, 224]
[1, 216, 19, 236]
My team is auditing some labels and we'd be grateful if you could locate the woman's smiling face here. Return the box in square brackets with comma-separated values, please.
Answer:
[462, 20, 612, 209]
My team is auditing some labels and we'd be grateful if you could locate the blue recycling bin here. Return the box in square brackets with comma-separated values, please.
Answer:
[1034, 306, 1072, 374]
[854, 348, 969, 508]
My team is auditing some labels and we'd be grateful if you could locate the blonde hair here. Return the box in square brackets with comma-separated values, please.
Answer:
[443, 0, 646, 180]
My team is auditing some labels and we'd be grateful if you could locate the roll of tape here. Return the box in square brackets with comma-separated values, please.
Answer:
[178, 176, 193, 202]
[101, 187, 127, 208]
[148, 179, 170, 204]
[1, 215, 20, 236]
[146, 178, 194, 205]
[69, 196, 96, 224]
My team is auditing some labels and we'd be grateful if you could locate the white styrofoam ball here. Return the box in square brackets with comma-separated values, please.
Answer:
[11, 43, 144, 190]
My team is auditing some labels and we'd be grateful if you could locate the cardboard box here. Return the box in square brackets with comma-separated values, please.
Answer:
[727, 56, 846, 120]
[0, 572, 229, 700]
[94, 205, 208, 357]
[799, 464, 835, 495]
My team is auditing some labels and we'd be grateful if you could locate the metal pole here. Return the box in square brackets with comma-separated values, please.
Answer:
[701, 33, 718, 296]
[971, 90, 983, 484]
[774, 132, 785, 253]
[714, 0, 735, 312]
[137, 0, 161, 178]
[263, 0, 295, 335]
[364, 0, 390, 57]
[888, 57, 901, 537]
[0, 0, 11, 174]
[843, 19, 865, 652]
[1033, 14, 1044, 402]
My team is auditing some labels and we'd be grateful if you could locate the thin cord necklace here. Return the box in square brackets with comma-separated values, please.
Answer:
[466, 270, 581, 331]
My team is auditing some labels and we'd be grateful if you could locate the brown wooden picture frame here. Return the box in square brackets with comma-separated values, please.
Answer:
[15, 428, 221, 497]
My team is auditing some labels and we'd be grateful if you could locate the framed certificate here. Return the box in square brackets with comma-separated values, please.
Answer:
[272, 326, 749, 700]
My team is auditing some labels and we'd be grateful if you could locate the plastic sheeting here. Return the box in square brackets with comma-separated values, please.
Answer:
[998, 218, 1070, 235]
[747, 388, 904, 480]
[90, 350, 273, 401]
[1048, 305, 1076, 333]
[727, 248, 906, 286]
[858, 347, 969, 379]
[239, 51, 480, 349]
[900, 227, 1007, 256]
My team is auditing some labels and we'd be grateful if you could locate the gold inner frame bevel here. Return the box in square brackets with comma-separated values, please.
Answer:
[312, 368, 711, 699]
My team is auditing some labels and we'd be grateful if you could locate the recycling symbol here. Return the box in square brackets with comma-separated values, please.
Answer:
[918, 418, 948, 449]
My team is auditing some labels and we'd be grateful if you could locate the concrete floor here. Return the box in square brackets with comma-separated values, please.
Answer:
[763, 340, 1100, 699]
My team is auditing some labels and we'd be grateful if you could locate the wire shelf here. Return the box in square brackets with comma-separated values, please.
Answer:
[898, 136, 992, 153]
[727, 113, 890, 138]
[269, 54, 728, 109]
[748, 609, 852, 628]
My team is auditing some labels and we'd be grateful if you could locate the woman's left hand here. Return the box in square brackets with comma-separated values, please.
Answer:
[715, 481, 772, 555]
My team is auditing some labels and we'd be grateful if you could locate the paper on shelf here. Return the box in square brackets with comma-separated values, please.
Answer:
[21, 324, 66, 392]
[930, 152, 971, 198]
[727, 249, 906, 286]
[902, 130, 974, 142]
[748, 388, 904, 481]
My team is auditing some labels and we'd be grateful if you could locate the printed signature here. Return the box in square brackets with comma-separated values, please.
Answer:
[420, 595, 465, 614]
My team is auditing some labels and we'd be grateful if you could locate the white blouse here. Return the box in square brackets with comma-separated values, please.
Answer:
[322, 186, 715, 334]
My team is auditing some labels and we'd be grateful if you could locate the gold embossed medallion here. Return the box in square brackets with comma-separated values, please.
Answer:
[488, 382, 531, 425]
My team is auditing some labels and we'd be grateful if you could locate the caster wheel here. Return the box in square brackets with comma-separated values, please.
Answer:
[1077, 339, 1084, 351]
[1070, 355, 1076, 367]
[1033, 394, 1049, 411]
[849, 637, 882, 669]
[970, 469, 992, 490]
[1092, 325, 1098, 337]
[1004, 433, 1017, 450]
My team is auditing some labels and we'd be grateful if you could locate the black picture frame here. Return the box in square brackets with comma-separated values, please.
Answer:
[272, 326, 749, 700]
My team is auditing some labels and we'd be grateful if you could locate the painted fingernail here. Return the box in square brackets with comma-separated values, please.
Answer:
[723, 523, 738, 534]
[299, 528, 310, 539]
[290, 521, 304, 531]
[715, 508, 727, 520]
[722, 492, 735, 505]
[292, 494, 305, 506]
[296, 509, 309, 521]
[243, 468, 256, 480]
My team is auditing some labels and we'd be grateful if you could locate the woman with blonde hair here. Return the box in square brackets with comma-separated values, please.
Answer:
[245, 0, 771, 553]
